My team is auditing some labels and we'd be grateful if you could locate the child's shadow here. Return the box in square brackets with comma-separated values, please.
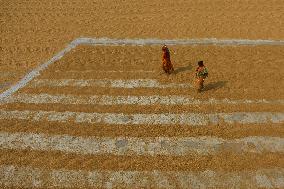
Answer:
[203, 81, 227, 91]
[174, 64, 193, 74]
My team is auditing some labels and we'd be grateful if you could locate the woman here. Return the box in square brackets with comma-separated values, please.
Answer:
[162, 45, 174, 74]
[195, 60, 208, 92]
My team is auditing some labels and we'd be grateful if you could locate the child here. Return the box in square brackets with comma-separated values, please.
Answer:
[195, 61, 208, 92]
[162, 45, 174, 74]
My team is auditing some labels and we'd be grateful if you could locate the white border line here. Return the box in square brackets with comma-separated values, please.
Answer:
[54, 70, 156, 73]
[1, 165, 284, 188]
[0, 42, 77, 102]
[5, 93, 284, 105]
[75, 37, 284, 46]
[0, 109, 283, 125]
[29, 79, 193, 89]
[0, 132, 283, 156]
[1, 37, 283, 102]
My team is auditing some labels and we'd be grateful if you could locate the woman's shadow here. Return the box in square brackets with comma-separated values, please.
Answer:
[173, 64, 193, 74]
[203, 81, 227, 91]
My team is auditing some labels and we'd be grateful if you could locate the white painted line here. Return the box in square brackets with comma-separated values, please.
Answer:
[29, 79, 193, 89]
[0, 109, 283, 125]
[0, 42, 77, 102]
[54, 70, 156, 73]
[4, 93, 284, 105]
[74, 37, 284, 46]
[0, 132, 284, 156]
[1, 165, 284, 188]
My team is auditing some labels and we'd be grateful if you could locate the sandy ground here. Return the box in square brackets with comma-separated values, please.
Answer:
[0, 43, 283, 187]
[35, 45, 284, 99]
[1, 0, 284, 91]
[0, 0, 284, 188]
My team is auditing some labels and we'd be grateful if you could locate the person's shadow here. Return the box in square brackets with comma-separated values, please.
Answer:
[174, 64, 192, 74]
[203, 81, 227, 91]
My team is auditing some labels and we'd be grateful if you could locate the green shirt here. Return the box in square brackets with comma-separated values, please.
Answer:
[196, 67, 208, 78]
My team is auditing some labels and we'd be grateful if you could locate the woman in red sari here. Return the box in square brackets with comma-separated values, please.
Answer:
[162, 45, 174, 74]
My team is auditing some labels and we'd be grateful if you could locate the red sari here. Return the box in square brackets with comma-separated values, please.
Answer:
[162, 47, 174, 74]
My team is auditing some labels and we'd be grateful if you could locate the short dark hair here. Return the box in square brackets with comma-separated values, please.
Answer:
[198, 61, 204, 66]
